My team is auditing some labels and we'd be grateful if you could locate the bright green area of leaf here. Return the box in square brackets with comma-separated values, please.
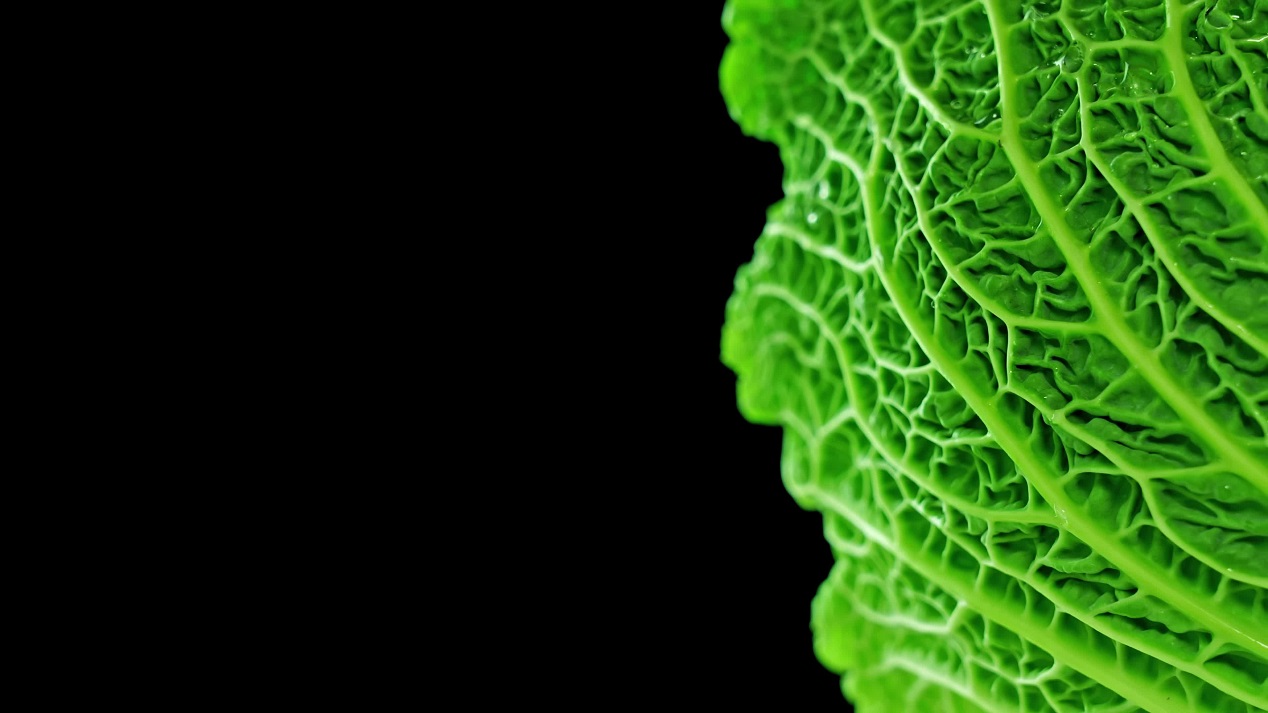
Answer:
[720, 0, 1268, 710]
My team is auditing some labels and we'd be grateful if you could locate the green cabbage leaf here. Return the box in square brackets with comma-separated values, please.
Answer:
[720, 0, 1268, 710]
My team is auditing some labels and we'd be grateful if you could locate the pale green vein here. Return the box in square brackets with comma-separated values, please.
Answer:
[1162, 0, 1268, 238]
[765, 223, 875, 273]
[875, 656, 1017, 713]
[855, 0, 1000, 145]
[916, 0, 985, 27]
[1226, 44, 1268, 118]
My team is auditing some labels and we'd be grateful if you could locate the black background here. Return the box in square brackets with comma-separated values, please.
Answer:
[615, 2, 855, 708]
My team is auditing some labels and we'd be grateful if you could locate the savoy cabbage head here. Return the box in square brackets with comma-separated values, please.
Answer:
[719, 0, 1268, 710]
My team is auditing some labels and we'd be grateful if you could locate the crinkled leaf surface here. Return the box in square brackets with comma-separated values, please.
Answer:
[720, 0, 1268, 710]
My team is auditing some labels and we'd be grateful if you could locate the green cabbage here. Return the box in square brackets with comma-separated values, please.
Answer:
[719, 0, 1268, 710]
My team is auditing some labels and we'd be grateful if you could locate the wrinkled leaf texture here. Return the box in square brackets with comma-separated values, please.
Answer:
[720, 0, 1268, 710]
